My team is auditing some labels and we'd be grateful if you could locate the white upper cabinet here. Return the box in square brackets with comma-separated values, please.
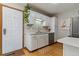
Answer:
[28, 10, 50, 26]
[28, 10, 35, 24]
[49, 17, 56, 32]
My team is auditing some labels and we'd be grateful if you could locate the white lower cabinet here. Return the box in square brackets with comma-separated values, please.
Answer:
[37, 34, 48, 48]
[30, 36, 38, 51]
[38, 35, 45, 48]
[27, 34, 48, 51]
[44, 34, 49, 45]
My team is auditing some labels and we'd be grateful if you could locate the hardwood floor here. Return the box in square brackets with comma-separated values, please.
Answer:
[23, 42, 63, 56]
[2, 42, 63, 56]
[3, 49, 25, 56]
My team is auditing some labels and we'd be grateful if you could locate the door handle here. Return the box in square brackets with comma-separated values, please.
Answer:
[3, 28, 6, 35]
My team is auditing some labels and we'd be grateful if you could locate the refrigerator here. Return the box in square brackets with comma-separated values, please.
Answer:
[71, 16, 79, 38]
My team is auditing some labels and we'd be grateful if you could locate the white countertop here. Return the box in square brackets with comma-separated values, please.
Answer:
[57, 37, 79, 48]
[30, 32, 54, 35]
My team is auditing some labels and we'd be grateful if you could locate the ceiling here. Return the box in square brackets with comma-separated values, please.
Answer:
[7, 3, 79, 17]
[28, 3, 79, 16]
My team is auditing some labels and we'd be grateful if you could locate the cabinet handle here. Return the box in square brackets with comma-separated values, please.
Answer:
[3, 28, 6, 35]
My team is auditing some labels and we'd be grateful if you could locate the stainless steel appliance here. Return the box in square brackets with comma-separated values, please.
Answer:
[49, 33, 54, 44]
[70, 16, 79, 38]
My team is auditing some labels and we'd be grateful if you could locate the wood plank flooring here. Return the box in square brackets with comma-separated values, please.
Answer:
[2, 42, 63, 56]
[23, 42, 63, 56]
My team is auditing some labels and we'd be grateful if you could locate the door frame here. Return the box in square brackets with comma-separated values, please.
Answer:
[0, 4, 2, 55]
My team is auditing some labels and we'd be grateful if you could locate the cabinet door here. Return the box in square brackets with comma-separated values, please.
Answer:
[37, 35, 43, 48]
[38, 34, 48, 48]
[28, 10, 35, 24]
[50, 17, 56, 32]
[30, 35, 38, 51]
[43, 34, 49, 46]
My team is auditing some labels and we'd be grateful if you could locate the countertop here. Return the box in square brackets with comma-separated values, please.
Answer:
[31, 32, 54, 35]
[57, 37, 79, 48]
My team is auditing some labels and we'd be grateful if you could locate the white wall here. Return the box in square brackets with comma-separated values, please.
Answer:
[57, 8, 79, 39]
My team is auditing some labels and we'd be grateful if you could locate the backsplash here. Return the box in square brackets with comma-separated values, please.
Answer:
[24, 23, 50, 34]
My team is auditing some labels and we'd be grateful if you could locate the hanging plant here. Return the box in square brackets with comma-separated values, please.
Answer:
[23, 4, 30, 23]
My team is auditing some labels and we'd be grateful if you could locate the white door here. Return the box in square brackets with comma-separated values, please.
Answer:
[2, 7, 23, 54]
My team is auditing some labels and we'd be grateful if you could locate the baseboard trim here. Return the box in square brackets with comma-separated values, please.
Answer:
[2, 48, 23, 56]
